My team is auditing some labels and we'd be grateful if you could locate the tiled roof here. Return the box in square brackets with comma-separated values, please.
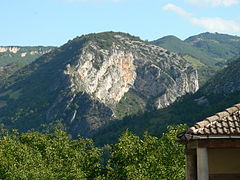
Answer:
[187, 103, 240, 136]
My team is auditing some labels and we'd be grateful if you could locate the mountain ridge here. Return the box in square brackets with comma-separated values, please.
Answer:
[0, 31, 198, 137]
[0, 46, 55, 86]
[152, 32, 240, 86]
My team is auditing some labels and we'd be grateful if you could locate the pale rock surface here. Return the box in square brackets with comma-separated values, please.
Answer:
[64, 33, 199, 110]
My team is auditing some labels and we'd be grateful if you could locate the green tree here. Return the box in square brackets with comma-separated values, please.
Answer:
[0, 129, 103, 180]
[103, 125, 186, 180]
[0, 125, 186, 179]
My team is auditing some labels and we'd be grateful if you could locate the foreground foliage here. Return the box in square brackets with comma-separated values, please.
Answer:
[0, 125, 185, 180]
[0, 130, 102, 179]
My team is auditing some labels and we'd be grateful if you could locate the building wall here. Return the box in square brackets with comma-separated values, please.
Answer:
[208, 148, 240, 180]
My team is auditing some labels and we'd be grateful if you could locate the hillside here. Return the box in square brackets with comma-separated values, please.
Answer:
[0, 46, 55, 86]
[0, 32, 198, 137]
[151, 35, 217, 66]
[152, 32, 240, 86]
[0, 46, 55, 66]
[202, 57, 240, 94]
[185, 32, 240, 62]
[93, 57, 240, 145]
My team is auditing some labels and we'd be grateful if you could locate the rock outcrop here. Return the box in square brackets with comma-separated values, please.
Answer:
[65, 33, 198, 109]
[0, 46, 52, 56]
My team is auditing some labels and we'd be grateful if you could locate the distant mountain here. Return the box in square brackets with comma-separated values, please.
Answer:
[0, 46, 55, 66]
[93, 57, 240, 145]
[0, 46, 55, 86]
[151, 35, 215, 65]
[0, 32, 198, 137]
[152, 32, 240, 86]
[185, 32, 240, 61]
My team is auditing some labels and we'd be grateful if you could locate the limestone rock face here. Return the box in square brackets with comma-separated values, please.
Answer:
[154, 66, 198, 109]
[0, 46, 52, 56]
[0, 47, 20, 53]
[64, 33, 199, 110]
[72, 51, 136, 105]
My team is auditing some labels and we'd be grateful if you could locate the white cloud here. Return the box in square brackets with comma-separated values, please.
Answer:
[162, 4, 192, 17]
[185, 0, 240, 7]
[162, 3, 240, 33]
[191, 17, 240, 32]
[57, 0, 122, 3]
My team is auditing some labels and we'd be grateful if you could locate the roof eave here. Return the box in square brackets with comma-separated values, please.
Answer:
[184, 133, 240, 140]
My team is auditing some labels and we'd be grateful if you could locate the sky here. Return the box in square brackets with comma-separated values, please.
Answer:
[1, 0, 240, 46]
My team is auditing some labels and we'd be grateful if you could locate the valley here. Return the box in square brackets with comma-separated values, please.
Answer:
[0, 32, 240, 145]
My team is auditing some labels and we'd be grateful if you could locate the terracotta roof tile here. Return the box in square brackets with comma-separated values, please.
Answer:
[222, 121, 228, 127]
[230, 127, 235, 134]
[234, 104, 240, 110]
[234, 120, 239, 127]
[216, 122, 222, 128]
[217, 127, 224, 134]
[226, 106, 238, 114]
[228, 120, 234, 127]
[216, 111, 229, 119]
[185, 103, 240, 136]
[206, 115, 219, 122]
[237, 127, 240, 133]
[204, 128, 210, 134]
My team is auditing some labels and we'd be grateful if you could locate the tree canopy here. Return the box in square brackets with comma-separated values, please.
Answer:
[0, 125, 186, 180]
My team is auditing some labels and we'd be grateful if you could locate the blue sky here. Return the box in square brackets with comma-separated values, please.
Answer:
[1, 0, 240, 46]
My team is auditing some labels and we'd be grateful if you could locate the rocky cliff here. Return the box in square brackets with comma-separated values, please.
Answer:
[0, 32, 198, 137]
[66, 33, 198, 108]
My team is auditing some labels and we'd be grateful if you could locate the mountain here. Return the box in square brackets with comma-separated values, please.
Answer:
[93, 57, 240, 145]
[0, 46, 55, 66]
[0, 46, 55, 85]
[185, 32, 240, 62]
[0, 32, 198, 137]
[152, 32, 240, 86]
[151, 35, 215, 65]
